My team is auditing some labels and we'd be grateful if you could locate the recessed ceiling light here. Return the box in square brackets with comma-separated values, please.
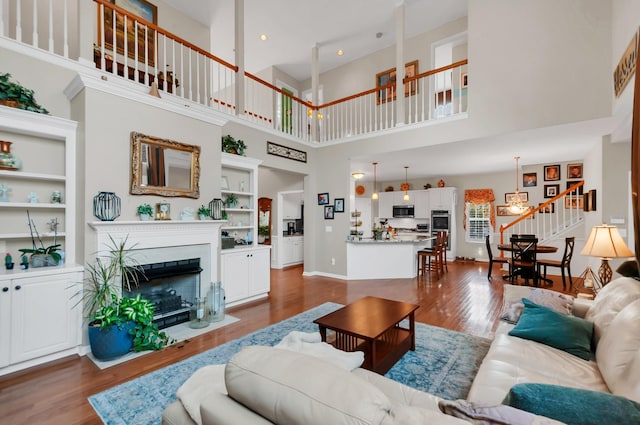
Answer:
[260, 34, 268, 41]
[337, 49, 344, 56]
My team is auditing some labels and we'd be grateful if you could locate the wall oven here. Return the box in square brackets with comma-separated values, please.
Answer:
[431, 210, 451, 249]
[393, 205, 415, 218]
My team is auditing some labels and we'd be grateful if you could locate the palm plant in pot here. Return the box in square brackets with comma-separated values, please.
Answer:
[76, 235, 170, 360]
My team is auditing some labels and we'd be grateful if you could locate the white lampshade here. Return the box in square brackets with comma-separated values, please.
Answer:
[581, 225, 634, 259]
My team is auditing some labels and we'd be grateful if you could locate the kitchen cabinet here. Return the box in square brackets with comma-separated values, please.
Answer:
[271, 236, 304, 268]
[428, 187, 456, 211]
[412, 191, 429, 218]
[378, 190, 429, 218]
[283, 193, 302, 219]
[221, 246, 270, 306]
[0, 268, 83, 375]
[377, 192, 394, 218]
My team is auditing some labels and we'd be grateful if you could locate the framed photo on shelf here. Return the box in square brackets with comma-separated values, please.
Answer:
[566, 180, 584, 195]
[99, 0, 158, 66]
[564, 196, 584, 209]
[522, 172, 537, 187]
[538, 203, 555, 214]
[567, 163, 583, 179]
[324, 205, 334, 219]
[505, 192, 528, 203]
[544, 165, 561, 181]
[221, 176, 229, 190]
[317, 193, 330, 205]
[544, 184, 559, 198]
[334, 198, 345, 213]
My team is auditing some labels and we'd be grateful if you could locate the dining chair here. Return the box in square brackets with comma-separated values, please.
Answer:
[509, 234, 538, 286]
[486, 235, 510, 280]
[537, 236, 575, 289]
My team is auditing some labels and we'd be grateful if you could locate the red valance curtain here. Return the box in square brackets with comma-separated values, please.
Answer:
[464, 189, 496, 230]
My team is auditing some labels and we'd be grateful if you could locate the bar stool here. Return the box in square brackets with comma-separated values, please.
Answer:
[438, 231, 448, 272]
[417, 233, 443, 276]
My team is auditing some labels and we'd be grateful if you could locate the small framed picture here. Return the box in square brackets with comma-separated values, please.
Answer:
[497, 205, 518, 216]
[584, 189, 597, 212]
[505, 192, 528, 203]
[221, 176, 229, 190]
[567, 163, 583, 179]
[564, 196, 584, 209]
[566, 180, 584, 195]
[538, 203, 555, 214]
[317, 193, 330, 205]
[544, 184, 559, 198]
[334, 198, 345, 213]
[461, 72, 468, 88]
[324, 205, 334, 219]
[522, 172, 537, 187]
[544, 165, 561, 181]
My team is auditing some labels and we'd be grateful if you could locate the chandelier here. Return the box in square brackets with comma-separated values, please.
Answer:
[508, 156, 528, 214]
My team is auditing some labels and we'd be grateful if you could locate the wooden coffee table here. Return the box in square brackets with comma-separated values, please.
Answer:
[313, 296, 419, 374]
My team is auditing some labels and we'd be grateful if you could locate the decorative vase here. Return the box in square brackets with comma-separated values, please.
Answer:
[207, 282, 226, 323]
[189, 297, 210, 329]
[93, 192, 121, 221]
[0, 141, 19, 170]
[139, 213, 151, 221]
[438, 179, 446, 188]
[30, 253, 57, 267]
[209, 198, 223, 220]
[88, 321, 135, 360]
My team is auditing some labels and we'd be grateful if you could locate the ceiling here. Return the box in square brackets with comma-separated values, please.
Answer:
[161, 0, 626, 183]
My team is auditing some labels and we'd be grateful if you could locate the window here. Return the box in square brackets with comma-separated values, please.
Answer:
[466, 202, 491, 243]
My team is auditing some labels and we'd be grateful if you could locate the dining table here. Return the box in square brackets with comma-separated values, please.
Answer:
[497, 243, 558, 285]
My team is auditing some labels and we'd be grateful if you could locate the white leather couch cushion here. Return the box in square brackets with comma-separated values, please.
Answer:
[467, 321, 607, 404]
[595, 298, 640, 402]
[585, 277, 640, 345]
[225, 346, 393, 425]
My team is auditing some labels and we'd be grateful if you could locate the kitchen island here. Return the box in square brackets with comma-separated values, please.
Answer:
[346, 238, 433, 280]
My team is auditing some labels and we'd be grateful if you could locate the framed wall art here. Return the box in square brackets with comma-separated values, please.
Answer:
[538, 203, 555, 214]
[334, 198, 345, 213]
[505, 192, 528, 203]
[523, 172, 537, 187]
[567, 163, 583, 179]
[564, 196, 584, 209]
[317, 193, 330, 205]
[544, 165, 561, 181]
[324, 205, 334, 219]
[566, 180, 584, 195]
[544, 184, 559, 198]
[461, 72, 468, 88]
[98, 0, 158, 66]
[375, 60, 419, 104]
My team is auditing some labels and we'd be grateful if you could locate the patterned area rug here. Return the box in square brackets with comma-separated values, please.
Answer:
[89, 302, 491, 425]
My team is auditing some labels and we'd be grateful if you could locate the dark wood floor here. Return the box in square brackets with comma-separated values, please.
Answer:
[0, 261, 573, 424]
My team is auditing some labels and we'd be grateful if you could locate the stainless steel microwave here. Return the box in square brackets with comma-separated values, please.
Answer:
[393, 205, 415, 218]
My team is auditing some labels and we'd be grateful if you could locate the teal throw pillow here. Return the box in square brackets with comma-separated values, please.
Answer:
[503, 383, 640, 425]
[508, 298, 593, 360]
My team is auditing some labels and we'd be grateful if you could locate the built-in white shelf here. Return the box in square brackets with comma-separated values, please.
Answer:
[0, 170, 65, 181]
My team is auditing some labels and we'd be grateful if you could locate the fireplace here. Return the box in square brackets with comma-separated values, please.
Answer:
[125, 258, 202, 329]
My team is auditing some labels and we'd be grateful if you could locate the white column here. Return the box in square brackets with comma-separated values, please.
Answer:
[395, 1, 405, 126]
[311, 44, 319, 141]
[77, 0, 94, 65]
[234, 0, 245, 117]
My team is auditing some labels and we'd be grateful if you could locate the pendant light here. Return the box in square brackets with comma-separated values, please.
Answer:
[371, 162, 379, 200]
[403, 166, 410, 201]
[507, 156, 528, 214]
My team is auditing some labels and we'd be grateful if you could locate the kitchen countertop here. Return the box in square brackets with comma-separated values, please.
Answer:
[346, 238, 431, 244]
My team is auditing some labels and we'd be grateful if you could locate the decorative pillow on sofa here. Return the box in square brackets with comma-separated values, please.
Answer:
[500, 284, 574, 324]
[508, 298, 593, 360]
[438, 399, 565, 425]
[502, 383, 640, 425]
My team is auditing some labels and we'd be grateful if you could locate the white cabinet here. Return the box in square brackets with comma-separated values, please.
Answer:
[412, 191, 429, 218]
[271, 236, 304, 268]
[221, 246, 271, 306]
[428, 187, 456, 211]
[0, 268, 83, 375]
[377, 192, 394, 218]
[378, 190, 429, 218]
[283, 193, 302, 219]
[221, 153, 262, 246]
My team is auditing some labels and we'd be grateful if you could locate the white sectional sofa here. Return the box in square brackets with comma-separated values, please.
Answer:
[162, 277, 640, 425]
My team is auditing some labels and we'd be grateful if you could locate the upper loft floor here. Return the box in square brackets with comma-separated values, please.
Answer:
[0, 0, 471, 146]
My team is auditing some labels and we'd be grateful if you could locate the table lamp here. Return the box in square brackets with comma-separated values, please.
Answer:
[580, 224, 634, 286]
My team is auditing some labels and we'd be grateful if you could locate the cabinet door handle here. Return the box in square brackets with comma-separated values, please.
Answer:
[2, 287, 8, 292]
[14, 285, 21, 290]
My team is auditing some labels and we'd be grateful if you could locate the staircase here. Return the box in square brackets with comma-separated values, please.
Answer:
[499, 181, 585, 246]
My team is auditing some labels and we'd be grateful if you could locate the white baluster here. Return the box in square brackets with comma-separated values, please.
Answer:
[48, 0, 53, 52]
[63, 0, 68, 57]
[31, 0, 37, 47]
[16, 0, 22, 43]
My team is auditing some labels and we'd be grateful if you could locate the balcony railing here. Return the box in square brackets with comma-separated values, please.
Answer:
[1, 0, 468, 143]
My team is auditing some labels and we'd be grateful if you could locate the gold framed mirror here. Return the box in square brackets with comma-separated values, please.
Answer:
[130, 132, 201, 198]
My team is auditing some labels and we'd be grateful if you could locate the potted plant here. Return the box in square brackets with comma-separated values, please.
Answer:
[197, 205, 211, 220]
[19, 211, 61, 267]
[224, 193, 238, 208]
[0, 73, 49, 114]
[258, 225, 269, 243]
[75, 235, 170, 360]
[137, 203, 154, 221]
[221, 135, 246, 156]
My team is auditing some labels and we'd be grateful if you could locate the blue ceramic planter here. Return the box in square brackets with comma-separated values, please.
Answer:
[88, 321, 135, 360]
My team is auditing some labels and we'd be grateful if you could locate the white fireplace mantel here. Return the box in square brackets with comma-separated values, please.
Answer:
[89, 220, 225, 284]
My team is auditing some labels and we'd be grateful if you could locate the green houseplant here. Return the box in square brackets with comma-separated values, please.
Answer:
[221, 134, 246, 156]
[0, 73, 49, 114]
[224, 193, 238, 208]
[76, 235, 170, 360]
[197, 205, 211, 219]
[19, 211, 61, 267]
[137, 203, 154, 221]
